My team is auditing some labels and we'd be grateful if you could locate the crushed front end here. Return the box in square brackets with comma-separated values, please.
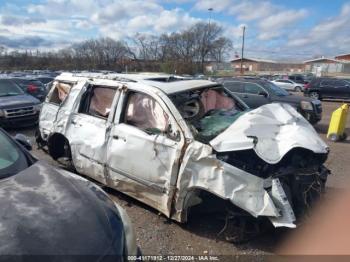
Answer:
[216, 148, 330, 228]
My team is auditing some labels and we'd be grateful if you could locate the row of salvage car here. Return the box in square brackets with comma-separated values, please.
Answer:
[1, 72, 331, 257]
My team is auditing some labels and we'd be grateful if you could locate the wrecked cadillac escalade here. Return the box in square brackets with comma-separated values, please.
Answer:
[37, 73, 330, 233]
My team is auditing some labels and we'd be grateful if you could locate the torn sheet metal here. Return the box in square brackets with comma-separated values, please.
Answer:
[210, 103, 329, 164]
[268, 178, 296, 228]
[172, 141, 282, 223]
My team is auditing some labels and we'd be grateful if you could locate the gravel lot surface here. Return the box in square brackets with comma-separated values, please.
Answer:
[6, 98, 350, 256]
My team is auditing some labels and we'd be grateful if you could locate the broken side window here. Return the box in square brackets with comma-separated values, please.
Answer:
[79, 86, 116, 119]
[170, 86, 244, 143]
[123, 92, 169, 134]
[47, 81, 73, 105]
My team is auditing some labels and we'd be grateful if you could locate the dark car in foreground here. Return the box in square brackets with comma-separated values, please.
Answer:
[222, 78, 322, 124]
[0, 128, 138, 259]
[0, 79, 42, 128]
[11, 78, 47, 101]
[304, 77, 350, 100]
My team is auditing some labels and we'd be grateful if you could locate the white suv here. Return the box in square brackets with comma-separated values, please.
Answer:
[37, 73, 330, 231]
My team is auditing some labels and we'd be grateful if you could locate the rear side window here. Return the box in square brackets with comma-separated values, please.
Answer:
[47, 81, 73, 105]
[334, 80, 349, 87]
[277, 80, 290, 83]
[320, 80, 335, 86]
[243, 83, 263, 94]
[79, 86, 116, 119]
[224, 81, 243, 92]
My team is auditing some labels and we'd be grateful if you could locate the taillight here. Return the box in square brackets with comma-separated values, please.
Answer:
[27, 84, 38, 93]
[304, 82, 311, 89]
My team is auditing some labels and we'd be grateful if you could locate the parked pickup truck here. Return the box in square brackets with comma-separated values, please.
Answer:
[37, 73, 330, 234]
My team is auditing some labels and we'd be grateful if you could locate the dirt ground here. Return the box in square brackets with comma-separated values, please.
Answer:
[7, 98, 350, 256]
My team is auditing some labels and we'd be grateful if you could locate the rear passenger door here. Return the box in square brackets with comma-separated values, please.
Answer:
[320, 79, 337, 98]
[241, 82, 270, 108]
[65, 84, 119, 184]
[39, 81, 74, 139]
[333, 80, 350, 99]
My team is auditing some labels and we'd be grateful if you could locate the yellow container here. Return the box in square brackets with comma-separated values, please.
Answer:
[327, 103, 349, 141]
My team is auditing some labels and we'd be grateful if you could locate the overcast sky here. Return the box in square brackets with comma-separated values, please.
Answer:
[0, 0, 349, 61]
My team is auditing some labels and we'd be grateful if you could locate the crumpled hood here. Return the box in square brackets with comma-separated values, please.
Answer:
[210, 103, 328, 164]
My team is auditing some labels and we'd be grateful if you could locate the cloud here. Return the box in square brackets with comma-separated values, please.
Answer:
[0, 0, 347, 59]
[287, 2, 350, 50]
[228, 1, 278, 21]
[0, 35, 53, 48]
[257, 9, 308, 40]
[0, 15, 46, 26]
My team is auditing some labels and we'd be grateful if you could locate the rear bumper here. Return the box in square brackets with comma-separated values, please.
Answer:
[0, 114, 39, 128]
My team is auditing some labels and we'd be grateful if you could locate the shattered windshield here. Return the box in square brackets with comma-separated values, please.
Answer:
[170, 85, 246, 143]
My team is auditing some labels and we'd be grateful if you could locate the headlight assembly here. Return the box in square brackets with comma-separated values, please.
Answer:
[300, 101, 313, 111]
[0, 109, 5, 117]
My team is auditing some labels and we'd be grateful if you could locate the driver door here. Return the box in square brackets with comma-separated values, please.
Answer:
[106, 90, 184, 217]
[242, 82, 270, 108]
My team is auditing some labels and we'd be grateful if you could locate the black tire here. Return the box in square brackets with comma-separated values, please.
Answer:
[295, 86, 302, 92]
[35, 128, 46, 149]
[63, 141, 76, 172]
[309, 91, 320, 100]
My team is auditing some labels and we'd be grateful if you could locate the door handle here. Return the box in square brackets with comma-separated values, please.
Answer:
[113, 135, 126, 141]
[71, 119, 82, 126]
[243, 94, 248, 98]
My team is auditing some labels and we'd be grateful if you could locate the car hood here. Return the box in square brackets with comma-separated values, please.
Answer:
[210, 103, 328, 164]
[271, 94, 315, 105]
[0, 94, 40, 109]
[0, 161, 124, 255]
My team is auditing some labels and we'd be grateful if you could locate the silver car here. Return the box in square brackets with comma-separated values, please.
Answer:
[272, 79, 304, 92]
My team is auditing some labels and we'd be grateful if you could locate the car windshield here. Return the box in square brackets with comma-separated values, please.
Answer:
[170, 85, 247, 143]
[0, 130, 29, 179]
[262, 81, 290, 96]
[0, 79, 24, 97]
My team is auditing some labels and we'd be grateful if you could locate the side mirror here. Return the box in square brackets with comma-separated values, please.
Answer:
[14, 134, 32, 151]
[258, 91, 268, 97]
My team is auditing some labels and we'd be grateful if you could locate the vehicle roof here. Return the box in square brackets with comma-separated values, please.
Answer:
[57, 72, 219, 95]
[140, 79, 219, 94]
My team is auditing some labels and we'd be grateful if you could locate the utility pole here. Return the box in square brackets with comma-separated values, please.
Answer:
[208, 8, 213, 27]
[240, 25, 246, 75]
